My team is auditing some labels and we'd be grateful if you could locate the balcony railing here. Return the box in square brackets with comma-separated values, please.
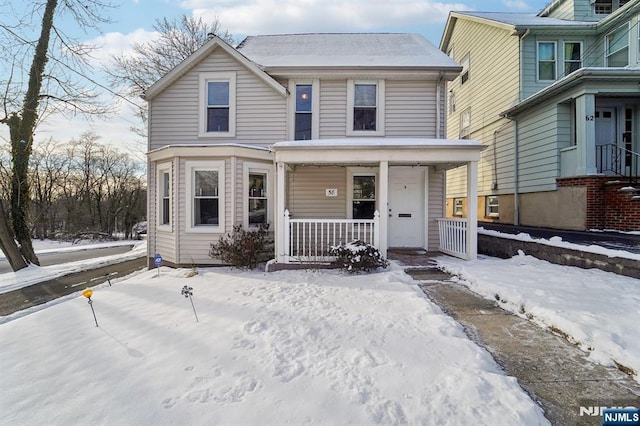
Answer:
[596, 143, 639, 184]
[283, 210, 380, 263]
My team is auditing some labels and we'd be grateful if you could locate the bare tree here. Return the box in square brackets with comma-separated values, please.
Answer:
[0, 0, 112, 270]
[106, 14, 234, 137]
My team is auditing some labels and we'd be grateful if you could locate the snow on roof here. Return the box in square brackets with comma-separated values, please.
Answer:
[456, 11, 595, 27]
[271, 138, 484, 150]
[236, 33, 459, 69]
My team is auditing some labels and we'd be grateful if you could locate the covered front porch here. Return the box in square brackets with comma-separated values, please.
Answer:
[270, 138, 484, 265]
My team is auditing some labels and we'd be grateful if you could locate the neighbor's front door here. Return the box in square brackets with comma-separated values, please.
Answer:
[388, 167, 425, 248]
[595, 107, 617, 173]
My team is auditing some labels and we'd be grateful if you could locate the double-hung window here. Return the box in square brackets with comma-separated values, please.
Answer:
[606, 24, 629, 67]
[460, 108, 471, 139]
[157, 163, 171, 229]
[537, 42, 557, 81]
[563, 42, 582, 76]
[186, 161, 225, 232]
[295, 84, 312, 140]
[199, 73, 236, 137]
[486, 196, 499, 217]
[244, 163, 272, 228]
[453, 198, 464, 216]
[347, 80, 385, 136]
[460, 55, 470, 84]
[351, 175, 376, 219]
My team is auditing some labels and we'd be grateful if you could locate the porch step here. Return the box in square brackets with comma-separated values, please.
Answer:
[404, 267, 455, 283]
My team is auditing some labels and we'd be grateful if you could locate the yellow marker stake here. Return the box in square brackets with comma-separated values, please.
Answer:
[83, 288, 99, 327]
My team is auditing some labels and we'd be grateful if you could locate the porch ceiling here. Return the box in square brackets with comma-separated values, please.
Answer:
[271, 138, 485, 165]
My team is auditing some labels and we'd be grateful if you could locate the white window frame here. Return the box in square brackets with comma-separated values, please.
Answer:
[346, 80, 385, 136]
[638, 14, 640, 63]
[288, 79, 319, 140]
[460, 108, 471, 139]
[453, 197, 464, 216]
[605, 23, 630, 67]
[346, 167, 377, 219]
[537, 41, 557, 81]
[243, 162, 273, 229]
[460, 54, 470, 84]
[199, 72, 236, 138]
[157, 162, 172, 232]
[563, 41, 583, 76]
[486, 195, 499, 218]
[185, 160, 226, 233]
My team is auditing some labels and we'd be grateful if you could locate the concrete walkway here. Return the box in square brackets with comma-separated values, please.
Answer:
[389, 251, 640, 426]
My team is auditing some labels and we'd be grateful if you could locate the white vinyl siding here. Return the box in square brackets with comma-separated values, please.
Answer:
[147, 160, 176, 264]
[318, 80, 348, 138]
[385, 80, 437, 137]
[149, 49, 287, 150]
[427, 168, 445, 251]
[286, 166, 347, 219]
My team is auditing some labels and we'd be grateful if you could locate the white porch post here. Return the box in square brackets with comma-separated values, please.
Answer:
[466, 161, 478, 260]
[275, 161, 287, 263]
[378, 161, 389, 258]
[575, 93, 597, 175]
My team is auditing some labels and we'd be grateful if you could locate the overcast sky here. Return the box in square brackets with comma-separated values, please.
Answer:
[3, 0, 551, 160]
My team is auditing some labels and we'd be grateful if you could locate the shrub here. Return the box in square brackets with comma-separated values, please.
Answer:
[209, 223, 272, 269]
[329, 240, 389, 273]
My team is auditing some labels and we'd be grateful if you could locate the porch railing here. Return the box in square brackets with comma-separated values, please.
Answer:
[283, 210, 380, 263]
[596, 143, 639, 184]
[437, 218, 467, 259]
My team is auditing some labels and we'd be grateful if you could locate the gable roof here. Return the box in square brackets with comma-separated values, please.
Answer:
[236, 33, 460, 70]
[143, 35, 287, 102]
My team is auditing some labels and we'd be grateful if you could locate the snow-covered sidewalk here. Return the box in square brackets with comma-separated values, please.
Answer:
[0, 265, 549, 425]
[0, 240, 147, 294]
[437, 252, 640, 384]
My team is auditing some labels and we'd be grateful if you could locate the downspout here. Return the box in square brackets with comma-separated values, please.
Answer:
[436, 72, 444, 138]
[513, 28, 530, 226]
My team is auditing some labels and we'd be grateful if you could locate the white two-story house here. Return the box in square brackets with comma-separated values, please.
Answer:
[144, 33, 485, 269]
[441, 0, 640, 232]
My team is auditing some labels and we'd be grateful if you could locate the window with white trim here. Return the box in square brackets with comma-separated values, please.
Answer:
[460, 54, 470, 84]
[460, 108, 471, 139]
[248, 172, 267, 226]
[606, 24, 629, 67]
[199, 73, 236, 137]
[352, 175, 376, 219]
[453, 198, 463, 216]
[186, 161, 225, 232]
[157, 163, 171, 229]
[347, 80, 385, 136]
[295, 84, 312, 140]
[486, 196, 499, 217]
[537, 41, 556, 81]
[563, 42, 582, 75]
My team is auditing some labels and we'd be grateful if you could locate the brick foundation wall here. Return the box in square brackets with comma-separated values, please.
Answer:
[557, 177, 639, 231]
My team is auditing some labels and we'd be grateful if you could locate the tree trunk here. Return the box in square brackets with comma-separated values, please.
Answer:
[0, 199, 27, 271]
[7, 0, 58, 267]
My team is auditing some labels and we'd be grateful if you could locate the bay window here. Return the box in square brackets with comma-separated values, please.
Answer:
[186, 161, 225, 232]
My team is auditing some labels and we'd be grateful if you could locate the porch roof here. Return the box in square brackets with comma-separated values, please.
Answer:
[270, 138, 485, 165]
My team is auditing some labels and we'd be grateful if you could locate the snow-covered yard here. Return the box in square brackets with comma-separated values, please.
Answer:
[1, 232, 638, 424]
[1, 265, 548, 425]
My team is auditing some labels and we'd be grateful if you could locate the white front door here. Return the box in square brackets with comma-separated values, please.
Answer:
[388, 167, 425, 248]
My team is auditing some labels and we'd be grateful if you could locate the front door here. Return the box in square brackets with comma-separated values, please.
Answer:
[388, 167, 425, 248]
[595, 108, 617, 173]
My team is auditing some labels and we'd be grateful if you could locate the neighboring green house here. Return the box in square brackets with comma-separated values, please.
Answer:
[441, 0, 640, 231]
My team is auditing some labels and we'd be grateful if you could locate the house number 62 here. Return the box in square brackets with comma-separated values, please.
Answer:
[585, 115, 594, 121]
